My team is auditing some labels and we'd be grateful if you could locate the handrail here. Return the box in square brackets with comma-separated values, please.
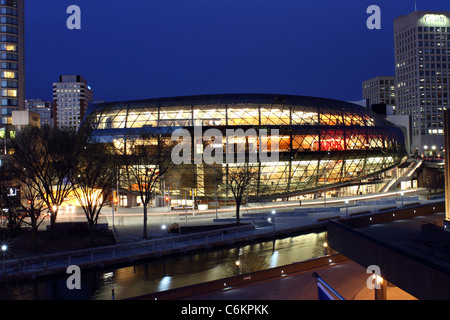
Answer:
[312, 272, 345, 300]
[0, 224, 255, 276]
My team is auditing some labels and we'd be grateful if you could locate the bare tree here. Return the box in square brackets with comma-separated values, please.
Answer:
[72, 127, 118, 245]
[225, 162, 259, 224]
[0, 159, 47, 253]
[123, 133, 175, 239]
[8, 126, 80, 236]
[0, 167, 26, 232]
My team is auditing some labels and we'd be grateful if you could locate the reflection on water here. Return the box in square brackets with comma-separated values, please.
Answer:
[0, 231, 328, 300]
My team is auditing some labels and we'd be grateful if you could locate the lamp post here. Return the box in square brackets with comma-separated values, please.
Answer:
[1, 244, 6, 273]
[271, 210, 276, 230]
[323, 241, 330, 255]
[345, 200, 349, 217]
[374, 274, 387, 300]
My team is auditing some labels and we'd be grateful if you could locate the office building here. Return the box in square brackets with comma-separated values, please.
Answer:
[53, 75, 93, 130]
[25, 98, 53, 127]
[362, 76, 396, 108]
[394, 11, 450, 157]
[0, 0, 25, 126]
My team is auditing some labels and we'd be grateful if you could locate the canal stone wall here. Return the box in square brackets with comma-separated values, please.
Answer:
[128, 253, 349, 300]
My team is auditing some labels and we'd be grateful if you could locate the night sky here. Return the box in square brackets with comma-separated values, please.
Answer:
[25, 0, 450, 103]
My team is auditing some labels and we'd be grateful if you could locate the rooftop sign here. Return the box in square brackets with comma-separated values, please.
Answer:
[423, 14, 447, 24]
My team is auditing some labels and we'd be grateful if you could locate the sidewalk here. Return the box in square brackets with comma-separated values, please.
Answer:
[187, 260, 417, 300]
[1, 190, 436, 282]
[103, 189, 428, 242]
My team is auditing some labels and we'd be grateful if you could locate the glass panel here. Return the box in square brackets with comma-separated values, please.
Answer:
[227, 106, 259, 126]
[292, 134, 320, 151]
[291, 107, 318, 125]
[260, 105, 290, 125]
[193, 107, 226, 126]
[159, 105, 192, 127]
[127, 108, 159, 128]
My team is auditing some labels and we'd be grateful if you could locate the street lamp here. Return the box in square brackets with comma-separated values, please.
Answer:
[323, 241, 330, 255]
[1, 244, 7, 261]
[235, 260, 240, 274]
[373, 274, 386, 300]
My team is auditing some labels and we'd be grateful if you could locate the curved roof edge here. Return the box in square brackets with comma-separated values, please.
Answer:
[83, 93, 374, 123]
[88, 93, 366, 109]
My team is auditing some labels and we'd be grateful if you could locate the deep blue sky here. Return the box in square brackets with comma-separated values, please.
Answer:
[25, 0, 450, 103]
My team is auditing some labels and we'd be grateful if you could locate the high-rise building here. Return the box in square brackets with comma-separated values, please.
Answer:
[0, 0, 25, 126]
[25, 98, 53, 127]
[53, 75, 93, 130]
[362, 76, 396, 108]
[394, 11, 450, 157]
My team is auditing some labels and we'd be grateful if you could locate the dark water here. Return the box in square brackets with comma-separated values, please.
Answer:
[0, 231, 328, 300]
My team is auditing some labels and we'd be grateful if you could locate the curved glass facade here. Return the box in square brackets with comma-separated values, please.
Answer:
[83, 94, 408, 200]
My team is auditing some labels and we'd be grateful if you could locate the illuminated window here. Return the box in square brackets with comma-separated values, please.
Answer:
[193, 107, 226, 126]
[1, 89, 16, 97]
[260, 106, 290, 125]
[0, 44, 16, 52]
[1, 71, 16, 79]
[228, 107, 259, 126]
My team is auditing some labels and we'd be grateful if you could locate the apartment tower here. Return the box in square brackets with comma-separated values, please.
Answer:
[0, 0, 24, 126]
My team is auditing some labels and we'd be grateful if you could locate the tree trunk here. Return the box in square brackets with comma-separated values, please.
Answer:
[89, 221, 96, 246]
[32, 222, 38, 254]
[235, 199, 241, 224]
[143, 204, 148, 239]
[50, 212, 57, 239]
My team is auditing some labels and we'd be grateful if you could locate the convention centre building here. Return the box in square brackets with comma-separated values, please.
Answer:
[82, 93, 408, 204]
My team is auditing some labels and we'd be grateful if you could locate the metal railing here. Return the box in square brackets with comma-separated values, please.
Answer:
[0, 224, 255, 278]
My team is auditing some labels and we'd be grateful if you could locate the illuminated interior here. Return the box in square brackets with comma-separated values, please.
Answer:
[83, 94, 407, 200]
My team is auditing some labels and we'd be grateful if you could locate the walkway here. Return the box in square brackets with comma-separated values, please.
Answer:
[189, 260, 416, 300]
[0, 190, 436, 282]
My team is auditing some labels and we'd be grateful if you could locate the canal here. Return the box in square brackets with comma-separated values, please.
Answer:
[0, 230, 328, 300]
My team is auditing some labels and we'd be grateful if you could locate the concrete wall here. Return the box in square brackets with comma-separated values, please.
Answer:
[128, 254, 348, 300]
[327, 202, 450, 300]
